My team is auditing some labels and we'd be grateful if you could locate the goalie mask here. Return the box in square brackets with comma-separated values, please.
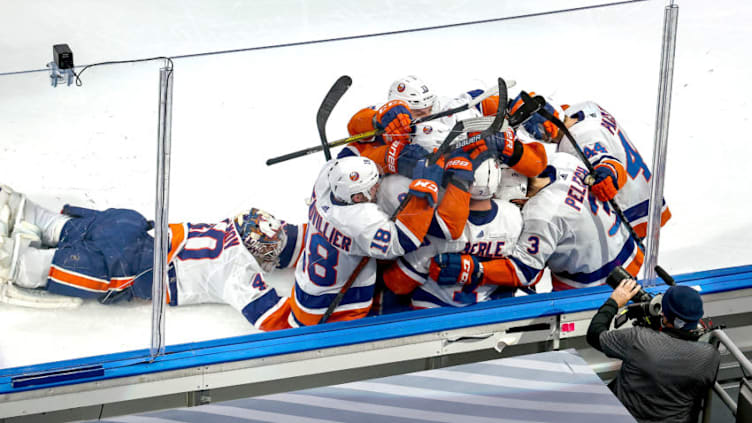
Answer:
[235, 208, 287, 272]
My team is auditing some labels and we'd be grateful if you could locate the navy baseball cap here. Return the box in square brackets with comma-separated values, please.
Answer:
[662, 285, 703, 330]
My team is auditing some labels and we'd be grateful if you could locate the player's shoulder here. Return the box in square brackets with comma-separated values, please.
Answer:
[493, 200, 523, 224]
[490, 199, 523, 234]
[325, 201, 386, 232]
[566, 102, 607, 135]
[377, 174, 411, 215]
[523, 154, 583, 217]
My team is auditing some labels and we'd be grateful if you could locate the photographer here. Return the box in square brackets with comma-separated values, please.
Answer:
[587, 277, 721, 423]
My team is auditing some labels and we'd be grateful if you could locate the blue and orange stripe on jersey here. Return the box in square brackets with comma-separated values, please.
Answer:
[46, 223, 187, 302]
[288, 282, 374, 326]
[551, 238, 644, 291]
[623, 199, 672, 239]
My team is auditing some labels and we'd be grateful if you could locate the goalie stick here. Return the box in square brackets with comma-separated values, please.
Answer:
[266, 80, 513, 166]
[317, 75, 353, 161]
[320, 77, 509, 324]
[518, 91, 670, 276]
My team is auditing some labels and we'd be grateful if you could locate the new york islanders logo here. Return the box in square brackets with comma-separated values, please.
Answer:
[422, 125, 433, 134]
[349, 171, 360, 181]
[397, 83, 406, 92]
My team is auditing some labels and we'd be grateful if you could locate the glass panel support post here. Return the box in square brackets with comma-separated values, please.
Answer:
[644, 2, 679, 287]
[151, 62, 173, 357]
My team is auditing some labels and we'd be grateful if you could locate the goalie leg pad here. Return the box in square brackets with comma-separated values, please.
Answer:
[0, 282, 83, 309]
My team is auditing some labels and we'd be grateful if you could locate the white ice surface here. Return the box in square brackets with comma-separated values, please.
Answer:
[1, 0, 750, 369]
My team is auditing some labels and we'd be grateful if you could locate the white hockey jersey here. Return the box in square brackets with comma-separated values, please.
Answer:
[403, 200, 522, 308]
[168, 219, 289, 331]
[509, 153, 644, 291]
[379, 171, 522, 307]
[290, 161, 429, 327]
[559, 102, 671, 238]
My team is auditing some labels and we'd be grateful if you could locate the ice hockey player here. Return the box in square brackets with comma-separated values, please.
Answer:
[382, 153, 525, 308]
[510, 93, 671, 238]
[0, 185, 295, 331]
[287, 153, 475, 326]
[428, 153, 644, 292]
[340, 75, 548, 180]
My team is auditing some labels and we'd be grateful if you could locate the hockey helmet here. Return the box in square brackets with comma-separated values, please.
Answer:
[495, 167, 528, 202]
[412, 121, 450, 153]
[388, 75, 436, 111]
[470, 158, 502, 200]
[328, 156, 381, 204]
[235, 208, 287, 272]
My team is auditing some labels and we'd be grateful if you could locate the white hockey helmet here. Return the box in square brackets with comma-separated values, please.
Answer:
[495, 167, 528, 202]
[470, 158, 502, 200]
[235, 208, 287, 272]
[328, 156, 381, 204]
[412, 121, 450, 153]
[388, 75, 436, 110]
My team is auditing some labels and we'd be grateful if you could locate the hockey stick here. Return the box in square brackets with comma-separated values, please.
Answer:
[319, 78, 508, 324]
[266, 82, 503, 166]
[317, 75, 353, 161]
[520, 92, 669, 275]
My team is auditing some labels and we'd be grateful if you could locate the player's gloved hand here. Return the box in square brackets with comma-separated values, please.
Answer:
[463, 128, 517, 164]
[589, 163, 623, 202]
[386, 141, 425, 176]
[443, 151, 474, 188]
[429, 253, 483, 285]
[509, 92, 562, 142]
[409, 159, 443, 207]
[376, 100, 413, 144]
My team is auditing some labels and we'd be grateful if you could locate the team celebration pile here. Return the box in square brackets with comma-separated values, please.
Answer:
[0, 75, 671, 331]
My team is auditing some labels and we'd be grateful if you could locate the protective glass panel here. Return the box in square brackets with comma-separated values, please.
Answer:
[1, 0, 749, 371]
[0, 61, 159, 369]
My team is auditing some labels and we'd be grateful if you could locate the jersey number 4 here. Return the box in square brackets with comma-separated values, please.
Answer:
[618, 131, 651, 181]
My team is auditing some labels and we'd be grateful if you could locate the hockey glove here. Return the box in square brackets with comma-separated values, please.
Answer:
[386, 141, 424, 176]
[464, 128, 517, 164]
[409, 159, 443, 207]
[376, 100, 413, 144]
[509, 92, 562, 142]
[589, 161, 626, 202]
[429, 253, 483, 286]
[443, 151, 474, 190]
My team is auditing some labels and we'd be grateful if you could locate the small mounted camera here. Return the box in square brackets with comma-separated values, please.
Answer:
[48, 44, 75, 87]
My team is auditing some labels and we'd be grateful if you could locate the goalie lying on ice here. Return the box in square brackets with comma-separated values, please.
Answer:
[0, 185, 301, 332]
